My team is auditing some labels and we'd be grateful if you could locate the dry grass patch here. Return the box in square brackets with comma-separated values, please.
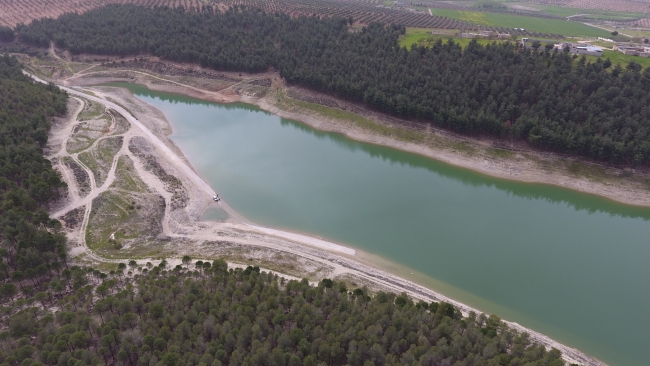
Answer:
[86, 190, 165, 253]
[67, 117, 111, 153]
[78, 136, 123, 186]
[111, 155, 149, 193]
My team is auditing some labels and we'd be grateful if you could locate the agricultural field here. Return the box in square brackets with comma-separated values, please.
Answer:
[484, 1, 648, 19]
[0, 0, 470, 29]
[516, 0, 650, 14]
[399, 28, 447, 47]
[535, 5, 646, 20]
[430, 8, 611, 36]
[396, 27, 650, 70]
[588, 49, 650, 69]
[0, 0, 208, 27]
[629, 18, 650, 28]
[207, 0, 476, 29]
[605, 27, 650, 40]
[0, 0, 575, 36]
[398, 28, 514, 48]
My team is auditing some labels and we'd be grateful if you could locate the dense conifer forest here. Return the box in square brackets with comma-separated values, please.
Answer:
[0, 55, 68, 299]
[0, 260, 567, 366]
[16, 4, 650, 165]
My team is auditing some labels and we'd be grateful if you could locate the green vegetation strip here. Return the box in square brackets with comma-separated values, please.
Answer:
[587, 50, 650, 69]
[430, 8, 610, 37]
[399, 28, 512, 48]
[535, 4, 646, 20]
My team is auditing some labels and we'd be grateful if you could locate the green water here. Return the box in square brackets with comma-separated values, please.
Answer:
[112, 83, 650, 365]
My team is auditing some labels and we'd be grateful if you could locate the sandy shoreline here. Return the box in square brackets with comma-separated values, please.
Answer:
[27, 63, 610, 365]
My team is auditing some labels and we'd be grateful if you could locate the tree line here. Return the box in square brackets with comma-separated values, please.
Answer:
[0, 55, 68, 300]
[15, 4, 650, 165]
[0, 258, 568, 366]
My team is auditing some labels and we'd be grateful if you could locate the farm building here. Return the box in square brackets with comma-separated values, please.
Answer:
[614, 44, 650, 57]
[554, 42, 602, 56]
[457, 31, 510, 39]
[575, 46, 603, 56]
[479, 30, 511, 39]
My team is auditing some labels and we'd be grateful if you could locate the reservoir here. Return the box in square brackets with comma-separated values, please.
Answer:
[114, 83, 649, 365]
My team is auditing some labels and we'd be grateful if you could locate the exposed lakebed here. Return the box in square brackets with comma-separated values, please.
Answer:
[111, 83, 649, 365]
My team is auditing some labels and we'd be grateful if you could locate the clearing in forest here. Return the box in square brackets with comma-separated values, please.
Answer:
[399, 28, 518, 48]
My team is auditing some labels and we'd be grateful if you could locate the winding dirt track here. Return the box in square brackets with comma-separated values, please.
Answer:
[63, 83, 357, 255]
[27, 71, 606, 366]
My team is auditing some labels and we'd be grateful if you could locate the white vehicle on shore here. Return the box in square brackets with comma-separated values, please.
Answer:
[213, 195, 220, 202]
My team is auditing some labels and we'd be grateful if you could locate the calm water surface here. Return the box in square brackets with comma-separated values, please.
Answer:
[113, 83, 649, 365]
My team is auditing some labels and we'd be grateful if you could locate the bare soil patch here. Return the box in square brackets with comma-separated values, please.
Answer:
[67, 118, 111, 153]
[101, 58, 241, 83]
[60, 206, 84, 231]
[129, 137, 189, 210]
[62, 157, 91, 197]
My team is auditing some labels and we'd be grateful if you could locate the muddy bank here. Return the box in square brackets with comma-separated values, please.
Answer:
[254, 87, 650, 208]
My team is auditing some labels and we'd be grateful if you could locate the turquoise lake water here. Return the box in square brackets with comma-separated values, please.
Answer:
[113, 83, 650, 365]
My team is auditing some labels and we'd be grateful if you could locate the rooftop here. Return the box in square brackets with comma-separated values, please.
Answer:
[576, 46, 603, 52]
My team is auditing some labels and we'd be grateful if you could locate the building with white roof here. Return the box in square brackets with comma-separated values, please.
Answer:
[554, 42, 602, 56]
